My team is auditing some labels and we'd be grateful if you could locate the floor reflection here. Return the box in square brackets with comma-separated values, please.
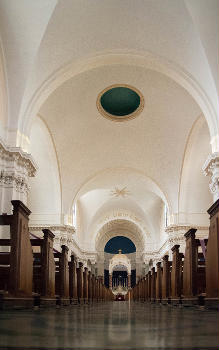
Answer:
[0, 302, 218, 349]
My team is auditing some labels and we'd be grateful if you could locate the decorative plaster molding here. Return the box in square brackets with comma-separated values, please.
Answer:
[165, 224, 208, 234]
[203, 152, 219, 201]
[0, 171, 30, 193]
[143, 224, 209, 265]
[0, 139, 37, 177]
[29, 224, 97, 264]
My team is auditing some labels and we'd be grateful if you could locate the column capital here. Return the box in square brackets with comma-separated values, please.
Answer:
[203, 152, 219, 202]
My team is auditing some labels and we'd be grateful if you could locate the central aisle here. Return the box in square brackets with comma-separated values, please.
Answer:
[0, 302, 218, 349]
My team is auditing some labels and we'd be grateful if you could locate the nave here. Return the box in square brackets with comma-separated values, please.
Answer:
[0, 302, 218, 350]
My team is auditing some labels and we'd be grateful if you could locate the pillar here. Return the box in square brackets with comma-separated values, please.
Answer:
[69, 254, 78, 304]
[156, 262, 162, 303]
[151, 267, 156, 302]
[171, 245, 183, 303]
[59, 245, 69, 302]
[77, 262, 84, 304]
[162, 255, 171, 304]
[182, 229, 197, 301]
[83, 267, 88, 304]
[205, 199, 219, 308]
[41, 229, 56, 299]
[88, 271, 92, 303]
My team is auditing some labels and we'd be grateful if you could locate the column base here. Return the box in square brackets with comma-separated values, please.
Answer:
[205, 298, 219, 310]
[79, 298, 84, 304]
[84, 298, 89, 304]
[40, 297, 56, 308]
[70, 298, 78, 305]
[56, 297, 70, 306]
[170, 297, 182, 306]
[161, 298, 171, 305]
[155, 298, 162, 304]
[0, 295, 33, 310]
[181, 297, 198, 307]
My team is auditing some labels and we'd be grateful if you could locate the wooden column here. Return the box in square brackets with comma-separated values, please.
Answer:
[171, 245, 183, 304]
[182, 229, 198, 303]
[41, 229, 56, 299]
[145, 274, 148, 301]
[95, 277, 99, 302]
[91, 274, 96, 302]
[206, 200, 219, 308]
[59, 245, 69, 304]
[151, 267, 156, 302]
[148, 271, 151, 300]
[99, 276, 103, 301]
[88, 271, 92, 303]
[77, 262, 84, 304]
[156, 262, 162, 303]
[83, 267, 88, 304]
[162, 255, 171, 304]
[69, 254, 78, 304]
[0, 201, 33, 298]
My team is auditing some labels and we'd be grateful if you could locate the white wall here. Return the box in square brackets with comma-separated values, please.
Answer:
[28, 116, 61, 225]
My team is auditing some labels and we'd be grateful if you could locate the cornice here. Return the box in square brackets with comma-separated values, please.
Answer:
[202, 152, 219, 176]
[0, 139, 37, 177]
[29, 224, 75, 234]
[165, 224, 208, 233]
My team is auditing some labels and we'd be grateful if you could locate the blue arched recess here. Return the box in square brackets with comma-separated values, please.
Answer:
[104, 236, 136, 254]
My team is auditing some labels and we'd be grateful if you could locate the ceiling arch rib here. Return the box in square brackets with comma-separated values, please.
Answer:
[22, 52, 217, 148]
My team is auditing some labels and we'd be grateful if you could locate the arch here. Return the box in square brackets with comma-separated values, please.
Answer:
[178, 115, 212, 225]
[70, 166, 171, 214]
[95, 219, 145, 253]
[109, 253, 131, 275]
[20, 51, 217, 147]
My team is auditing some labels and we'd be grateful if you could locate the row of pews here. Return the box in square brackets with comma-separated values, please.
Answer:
[131, 199, 219, 308]
[0, 200, 113, 309]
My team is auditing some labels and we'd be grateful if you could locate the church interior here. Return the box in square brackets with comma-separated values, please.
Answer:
[0, 1, 218, 349]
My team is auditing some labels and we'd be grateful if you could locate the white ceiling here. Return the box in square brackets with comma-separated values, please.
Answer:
[0, 0, 216, 251]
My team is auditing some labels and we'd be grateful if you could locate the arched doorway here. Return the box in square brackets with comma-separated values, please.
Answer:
[104, 236, 136, 288]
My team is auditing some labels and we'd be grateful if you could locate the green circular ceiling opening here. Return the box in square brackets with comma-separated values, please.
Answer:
[97, 84, 144, 122]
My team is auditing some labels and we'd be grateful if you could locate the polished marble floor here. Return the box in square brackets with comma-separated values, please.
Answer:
[0, 301, 218, 350]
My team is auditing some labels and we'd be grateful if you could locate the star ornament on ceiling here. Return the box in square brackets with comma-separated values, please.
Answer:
[110, 186, 131, 198]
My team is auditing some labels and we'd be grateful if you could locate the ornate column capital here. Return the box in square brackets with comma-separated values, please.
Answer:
[203, 152, 219, 202]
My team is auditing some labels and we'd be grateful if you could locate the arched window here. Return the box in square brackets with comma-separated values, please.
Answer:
[72, 203, 77, 227]
[164, 203, 169, 227]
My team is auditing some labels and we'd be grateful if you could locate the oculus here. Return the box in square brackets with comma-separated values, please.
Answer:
[97, 84, 144, 121]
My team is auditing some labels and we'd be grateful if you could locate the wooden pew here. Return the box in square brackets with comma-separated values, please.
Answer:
[170, 245, 184, 305]
[54, 245, 70, 305]
[0, 200, 33, 309]
[147, 271, 152, 301]
[156, 262, 162, 303]
[205, 199, 219, 309]
[161, 255, 171, 304]
[77, 262, 84, 303]
[69, 254, 78, 304]
[151, 267, 156, 302]
[31, 229, 56, 307]
[182, 228, 208, 306]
